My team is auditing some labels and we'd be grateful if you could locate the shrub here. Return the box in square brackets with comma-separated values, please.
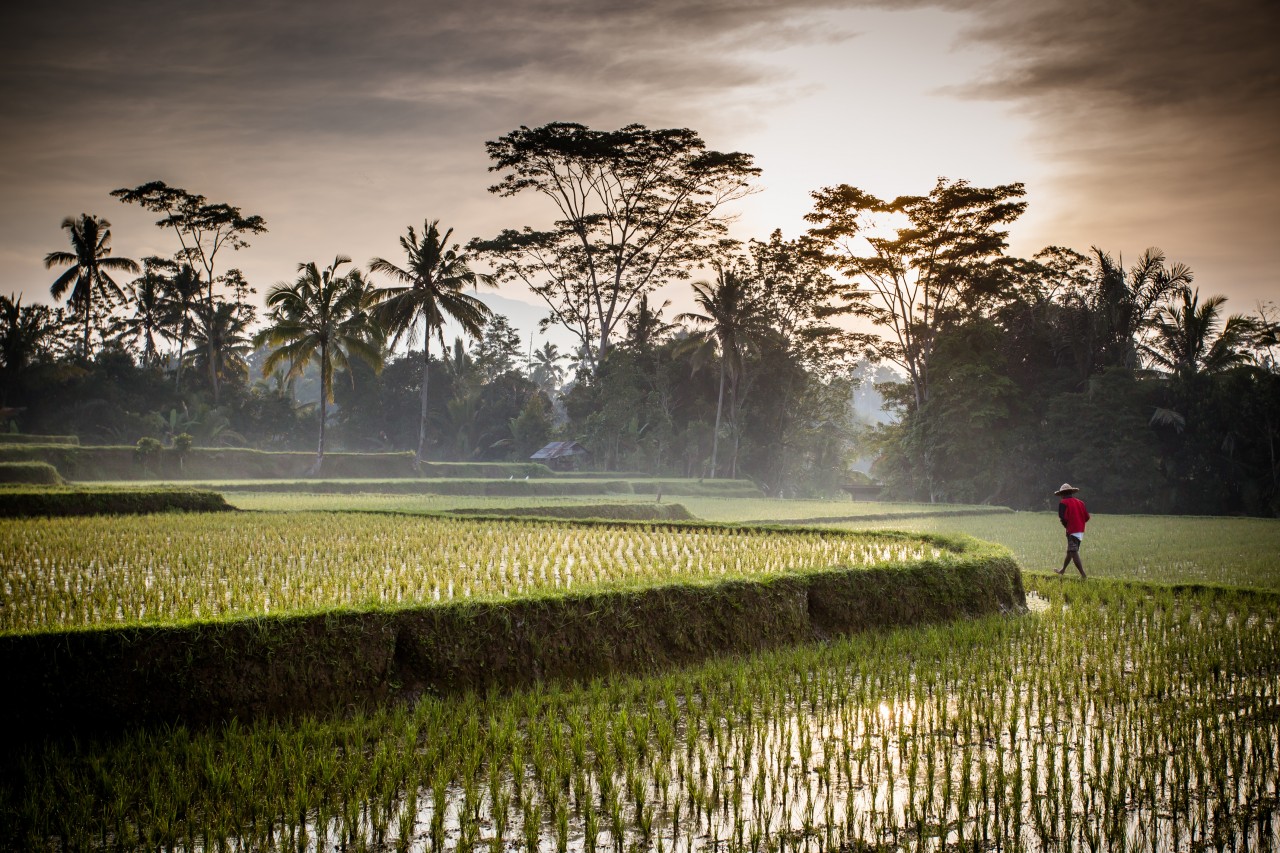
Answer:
[0, 488, 232, 518]
[0, 462, 63, 485]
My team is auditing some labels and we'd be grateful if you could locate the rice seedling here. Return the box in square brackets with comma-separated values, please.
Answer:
[0, 513, 945, 633]
[4, 576, 1276, 851]
[224, 491, 1280, 590]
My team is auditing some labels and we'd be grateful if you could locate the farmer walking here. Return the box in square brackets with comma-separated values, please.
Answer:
[1054, 483, 1089, 578]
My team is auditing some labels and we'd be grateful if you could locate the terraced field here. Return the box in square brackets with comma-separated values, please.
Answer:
[4, 485, 1277, 851]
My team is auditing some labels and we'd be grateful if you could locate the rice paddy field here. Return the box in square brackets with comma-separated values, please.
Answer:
[2, 488, 1279, 851]
[0, 513, 944, 633]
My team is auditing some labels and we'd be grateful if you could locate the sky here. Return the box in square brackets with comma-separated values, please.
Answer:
[2, 0, 1276, 349]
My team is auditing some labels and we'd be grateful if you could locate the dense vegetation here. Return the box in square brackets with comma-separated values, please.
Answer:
[3, 124, 1276, 513]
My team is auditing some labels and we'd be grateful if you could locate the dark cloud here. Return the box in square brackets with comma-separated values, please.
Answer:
[936, 0, 1280, 296]
[1, 0, 828, 142]
[3, 0, 1276, 306]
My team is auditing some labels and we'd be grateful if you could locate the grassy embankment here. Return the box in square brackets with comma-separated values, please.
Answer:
[0, 485, 232, 517]
[0, 444, 557, 480]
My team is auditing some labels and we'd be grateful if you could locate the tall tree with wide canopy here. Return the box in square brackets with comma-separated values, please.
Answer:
[368, 220, 492, 462]
[44, 214, 139, 356]
[475, 123, 759, 373]
[255, 257, 382, 472]
[807, 178, 1027, 412]
[807, 178, 1026, 501]
[112, 181, 266, 399]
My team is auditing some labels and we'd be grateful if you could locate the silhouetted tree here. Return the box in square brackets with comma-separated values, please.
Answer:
[807, 178, 1027, 500]
[112, 181, 266, 398]
[255, 257, 383, 472]
[476, 122, 759, 371]
[44, 214, 139, 356]
[368, 220, 492, 461]
[677, 262, 765, 478]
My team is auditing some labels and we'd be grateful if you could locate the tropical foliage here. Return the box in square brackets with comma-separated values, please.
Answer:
[4, 130, 1278, 513]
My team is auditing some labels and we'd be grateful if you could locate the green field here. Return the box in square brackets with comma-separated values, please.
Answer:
[1, 513, 946, 633]
[223, 490, 1280, 590]
[3, 488, 1278, 850]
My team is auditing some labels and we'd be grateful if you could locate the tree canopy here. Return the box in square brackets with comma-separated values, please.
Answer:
[474, 122, 760, 372]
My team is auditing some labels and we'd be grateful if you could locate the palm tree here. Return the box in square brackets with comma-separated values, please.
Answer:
[623, 294, 674, 357]
[368, 220, 493, 462]
[1085, 247, 1192, 374]
[1144, 288, 1255, 379]
[120, 257, 175, 367]
[186, 301, 254, 401]
[528, 341, 566, 394]
[255, 257, 384, 472]
[165, 263, 204, 390]
[677, 264, 764, 478]
[44, 214, 139, 356]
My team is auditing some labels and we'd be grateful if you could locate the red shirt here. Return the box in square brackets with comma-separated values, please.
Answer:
[1058, 497, 1090, 535]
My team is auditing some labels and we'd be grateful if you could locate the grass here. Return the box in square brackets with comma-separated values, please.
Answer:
[0, 485, 231, 518]
[0, 461, 63, 485]
[224, 490, 1003, 519]
[826, 512, 1280, 590]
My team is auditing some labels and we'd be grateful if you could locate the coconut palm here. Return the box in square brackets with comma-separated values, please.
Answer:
[185, 301, 254, 401]
[368, 220, 493, 462]
[1143, 288, 1255, 379]
[119, 257, 176, 367]
[44, 214, 139, 356]
[255, 257, 383, 472]
[165, 263, 204, 389]
[677, 264, 764, 478]
[528, 341, 566, 394]
[1086, 247, 1192, 373]
[623, 294, 674, 357]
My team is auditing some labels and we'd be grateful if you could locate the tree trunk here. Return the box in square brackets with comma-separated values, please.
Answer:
[174, 320, 188, 391]
[710, 357, 726, 479]
[416, 342, 431, 463]
[312, 347, 328, 476]
[82, 294, 92, 358]
[209, 338, 220, 404]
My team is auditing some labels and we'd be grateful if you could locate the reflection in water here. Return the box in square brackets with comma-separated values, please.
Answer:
[10, 584, 1278, 851]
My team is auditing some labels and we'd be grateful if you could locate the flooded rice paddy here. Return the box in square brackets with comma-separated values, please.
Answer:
[4, 576, 1277, 851]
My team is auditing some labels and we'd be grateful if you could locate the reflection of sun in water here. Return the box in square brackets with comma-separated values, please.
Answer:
[877, 699, 915, 729]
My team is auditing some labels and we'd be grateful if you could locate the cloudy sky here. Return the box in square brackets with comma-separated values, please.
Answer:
[3, 0, 1276, 338]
